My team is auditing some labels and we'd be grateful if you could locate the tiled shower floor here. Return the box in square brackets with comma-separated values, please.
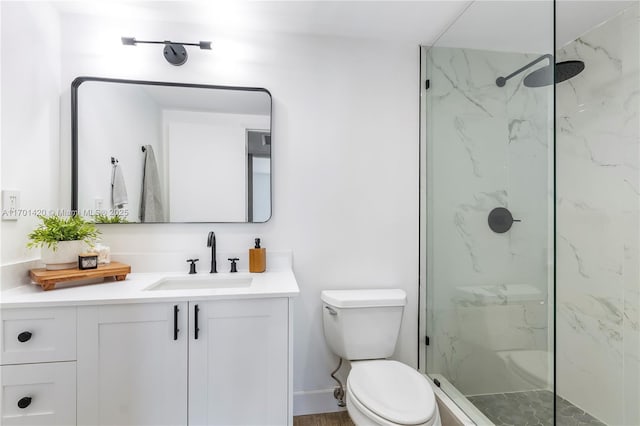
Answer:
[468, 390, 606, 426]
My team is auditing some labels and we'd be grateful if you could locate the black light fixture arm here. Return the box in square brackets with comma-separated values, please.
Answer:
[496, 54, 552, 87]
[121, 37, 211, 50]
[121, 37, 211, 66]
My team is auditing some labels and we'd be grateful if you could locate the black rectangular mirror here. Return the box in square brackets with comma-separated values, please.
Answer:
[71, 77, 272, 223]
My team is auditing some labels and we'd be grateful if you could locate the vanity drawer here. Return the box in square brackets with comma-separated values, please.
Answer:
[1, 362, 76, 426]
[0, 307, 76, 365]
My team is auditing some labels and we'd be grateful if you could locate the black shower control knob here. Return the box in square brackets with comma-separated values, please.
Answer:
[488, 207, 521, 233]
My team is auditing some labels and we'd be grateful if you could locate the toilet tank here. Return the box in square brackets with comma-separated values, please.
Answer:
[321, 289, 406, 361]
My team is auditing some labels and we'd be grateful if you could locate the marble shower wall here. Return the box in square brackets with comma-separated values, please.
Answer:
[556, 4, 640, 425]
[425, 46, 553, 396]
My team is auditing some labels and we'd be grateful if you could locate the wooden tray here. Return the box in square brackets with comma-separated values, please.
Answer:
[30, 262, 131, 291]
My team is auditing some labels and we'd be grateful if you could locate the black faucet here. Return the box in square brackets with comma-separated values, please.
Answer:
[187, 259, 199, 274]
[207, 231, 217, 273]
[228, 258, 239, 273]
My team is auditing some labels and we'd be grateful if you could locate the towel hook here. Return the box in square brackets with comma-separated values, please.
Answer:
[111, 157, 119, 165]
[141, 146, 146, 152]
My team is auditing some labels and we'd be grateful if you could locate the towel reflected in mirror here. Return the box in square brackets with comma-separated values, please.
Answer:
[140, 145, 164, 222]
[111, 163, 128, 209]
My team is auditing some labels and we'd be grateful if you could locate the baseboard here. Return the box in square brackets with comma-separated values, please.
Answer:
[293, 389, 346, 416]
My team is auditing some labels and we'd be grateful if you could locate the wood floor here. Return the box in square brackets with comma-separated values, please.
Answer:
[293, 411, 354, 426]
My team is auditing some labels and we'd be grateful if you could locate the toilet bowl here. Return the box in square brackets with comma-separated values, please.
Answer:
[346, 360, 441, 426]
[321, 289, 441, 426]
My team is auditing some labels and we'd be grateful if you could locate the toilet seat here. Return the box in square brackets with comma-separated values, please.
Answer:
[347, 360, 437, 425]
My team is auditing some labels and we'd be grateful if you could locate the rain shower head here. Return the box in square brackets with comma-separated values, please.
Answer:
[496, 54, 585, 88]
[523, 60, 585, 87]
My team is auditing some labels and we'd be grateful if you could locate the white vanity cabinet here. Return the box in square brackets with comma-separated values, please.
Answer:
[76, 302, 189, 426]
[189, 298, 289, 426]
[0, 307, 77, 426]
[76, 297, 291, 426]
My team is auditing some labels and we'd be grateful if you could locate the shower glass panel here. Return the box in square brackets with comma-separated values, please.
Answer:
[420, 1, 555, 424]
[421, 2, 640, 425]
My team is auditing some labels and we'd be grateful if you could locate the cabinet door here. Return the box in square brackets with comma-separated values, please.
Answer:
[0, 362, 75, 426]
[189, 298, 289, 426]
[77, 303, 188, 426]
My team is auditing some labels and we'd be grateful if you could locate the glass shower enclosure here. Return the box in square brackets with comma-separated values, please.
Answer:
[419, 1, 556, 424]
[419, 2, 639, 425]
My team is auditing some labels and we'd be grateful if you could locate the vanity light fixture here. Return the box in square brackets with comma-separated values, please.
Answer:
[121, 37, 212, 66]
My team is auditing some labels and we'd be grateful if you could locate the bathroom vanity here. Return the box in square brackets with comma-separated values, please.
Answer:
[0, 267, 299, 426]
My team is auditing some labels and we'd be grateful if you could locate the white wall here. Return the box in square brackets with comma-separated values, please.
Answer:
[0, 2, 61, 268]
[556, 4, 640, 425]
[0, 10, 418, 413]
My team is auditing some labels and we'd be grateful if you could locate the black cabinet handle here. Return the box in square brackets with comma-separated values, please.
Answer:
[17, 331, 32, 343]
[173, 305, 179, 341]
[194, 305, 200, 340]
[17, 396, 32, 409]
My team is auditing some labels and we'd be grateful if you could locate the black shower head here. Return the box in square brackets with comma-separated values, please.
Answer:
[523, 60, 585, 87]
[496, 55, 585, 88]
[556, 60, 586, 83]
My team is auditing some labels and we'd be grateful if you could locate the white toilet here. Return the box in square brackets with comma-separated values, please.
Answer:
[321, 289, 441, 426]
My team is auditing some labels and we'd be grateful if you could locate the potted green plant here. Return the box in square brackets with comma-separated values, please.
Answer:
[27, 215, 101, 270]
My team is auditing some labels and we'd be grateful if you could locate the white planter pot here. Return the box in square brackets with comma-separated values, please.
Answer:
[41, 240, 87, 270]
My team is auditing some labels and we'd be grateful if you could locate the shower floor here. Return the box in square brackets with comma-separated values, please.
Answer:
[468, 390, 606, 426]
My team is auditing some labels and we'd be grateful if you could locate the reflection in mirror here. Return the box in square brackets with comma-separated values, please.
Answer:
[72, 77, 272, 223]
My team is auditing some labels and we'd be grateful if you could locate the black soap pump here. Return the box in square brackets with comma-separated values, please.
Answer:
[249, 238, 266, 273]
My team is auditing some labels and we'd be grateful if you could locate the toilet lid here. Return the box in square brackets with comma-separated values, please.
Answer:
[348, 360, 436, 425]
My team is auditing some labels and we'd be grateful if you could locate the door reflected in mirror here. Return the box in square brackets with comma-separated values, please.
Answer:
[72, 77, 272, 223]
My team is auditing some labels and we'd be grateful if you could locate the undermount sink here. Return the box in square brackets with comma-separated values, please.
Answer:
[145, 274, 253, 291]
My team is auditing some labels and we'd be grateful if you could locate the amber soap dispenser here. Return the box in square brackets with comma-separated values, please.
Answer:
[249, 238, 266, 273]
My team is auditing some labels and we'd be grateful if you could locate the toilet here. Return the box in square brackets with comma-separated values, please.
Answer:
[321, 289, 441, 426]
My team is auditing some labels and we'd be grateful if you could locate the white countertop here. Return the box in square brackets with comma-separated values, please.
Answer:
[0, 269, 299, 308]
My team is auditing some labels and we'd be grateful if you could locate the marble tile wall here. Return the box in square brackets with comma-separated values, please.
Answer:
[556, 4, 639, 425]
[425, 46, 554, 396]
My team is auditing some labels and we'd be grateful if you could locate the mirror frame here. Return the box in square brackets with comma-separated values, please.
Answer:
[71, 76, 273, 223]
